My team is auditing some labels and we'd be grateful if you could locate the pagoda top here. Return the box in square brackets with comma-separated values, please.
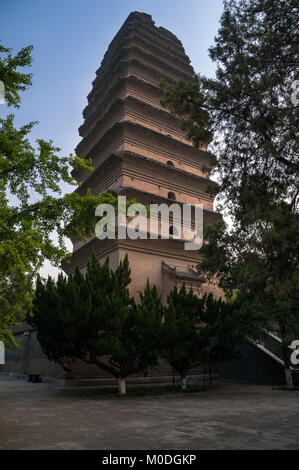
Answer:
[100, 11, 185, 70]
[125, 11, 183, 45]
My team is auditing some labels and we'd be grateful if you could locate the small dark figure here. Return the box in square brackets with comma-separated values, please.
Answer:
[28, 374, 42, 383]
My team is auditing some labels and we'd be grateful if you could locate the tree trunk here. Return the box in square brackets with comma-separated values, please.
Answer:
[181, 375, 187, 391]
[118, 378, 126, 395]
[284, 367, 294, 389]
[279, 324, 294, 389]
[209, 362, 212, 386]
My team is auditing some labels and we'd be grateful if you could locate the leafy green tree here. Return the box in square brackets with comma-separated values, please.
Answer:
[161, 285, 207, 390]
[0, 269, 32, 347]
[0, 43, 118, 345]
[29, 255, 161, 394]
[160, 0, 299, 387]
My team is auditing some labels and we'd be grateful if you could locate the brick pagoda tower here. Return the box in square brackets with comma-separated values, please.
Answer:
[65, 11, 220, 302]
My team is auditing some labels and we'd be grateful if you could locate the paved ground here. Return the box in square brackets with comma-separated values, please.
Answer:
[0, 375, 298, 450]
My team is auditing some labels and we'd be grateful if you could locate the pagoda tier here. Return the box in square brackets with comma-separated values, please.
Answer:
[64, 11, 221, 301]
[75, 151, 214, 210]
[74, 122, 212, 184]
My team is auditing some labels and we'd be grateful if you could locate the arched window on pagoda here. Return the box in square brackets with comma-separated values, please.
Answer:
[168, 191, 176, 200]
[169, 225, 179, 237]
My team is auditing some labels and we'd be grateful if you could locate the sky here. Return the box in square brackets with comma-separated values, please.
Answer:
[1, 0, 225, 277]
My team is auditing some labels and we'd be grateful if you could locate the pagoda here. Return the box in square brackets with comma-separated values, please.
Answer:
[64, 11, 220, 303]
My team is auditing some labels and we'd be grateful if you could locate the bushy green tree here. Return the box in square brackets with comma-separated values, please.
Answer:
[160, 285, 256, 390]
[29, 255, 161, 394]
[161, 285, 207, 390]
[31, 275, 75, 368]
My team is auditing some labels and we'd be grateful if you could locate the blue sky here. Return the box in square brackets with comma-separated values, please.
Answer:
[1, 0, 225, 276]
[1, 0, 224, 154]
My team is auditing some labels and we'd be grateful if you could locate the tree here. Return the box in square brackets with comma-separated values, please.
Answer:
[30, 274, 76, 369]
[161, 285, 207, 390]
[0, 43, 118, 345]
[201, 293, 266, 383]
[92, 255, 143, 394]
[160, 0, 299, 387]
[136, 280, 164, 375]
[161, 285, 259, 390]
[28, 255, 161, 394]
[0, 269, 32, 347]
[200, 206, 299, 386]
[161, 0, 298, 206]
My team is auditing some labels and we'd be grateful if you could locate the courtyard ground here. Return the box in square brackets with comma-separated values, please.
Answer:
[0, 375, 298, 450]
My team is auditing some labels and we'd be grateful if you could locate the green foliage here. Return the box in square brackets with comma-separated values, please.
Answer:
[29, 255, 256, 391]
[160, 76, 214, 152]
[201, 293, 265, 366]
[206, 0, 298, 220]
[0, 44, 32, 107]
[0, 110, 118, 275]
[0, 269, 32, 347]
[161, 285, 207, 380]
[161, 285, 251, 384]
[28, 255, 161, 384]
[161, 0, 298, 212]
[30, 275, 74, 368]
[200, 198, 299, 370]
[136, 280, 164, 369]
[160, 0, 299, 385]
[0, 43, 119, 345]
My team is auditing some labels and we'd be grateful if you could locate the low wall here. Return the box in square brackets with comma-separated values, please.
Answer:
[1, 323, 207, 384]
